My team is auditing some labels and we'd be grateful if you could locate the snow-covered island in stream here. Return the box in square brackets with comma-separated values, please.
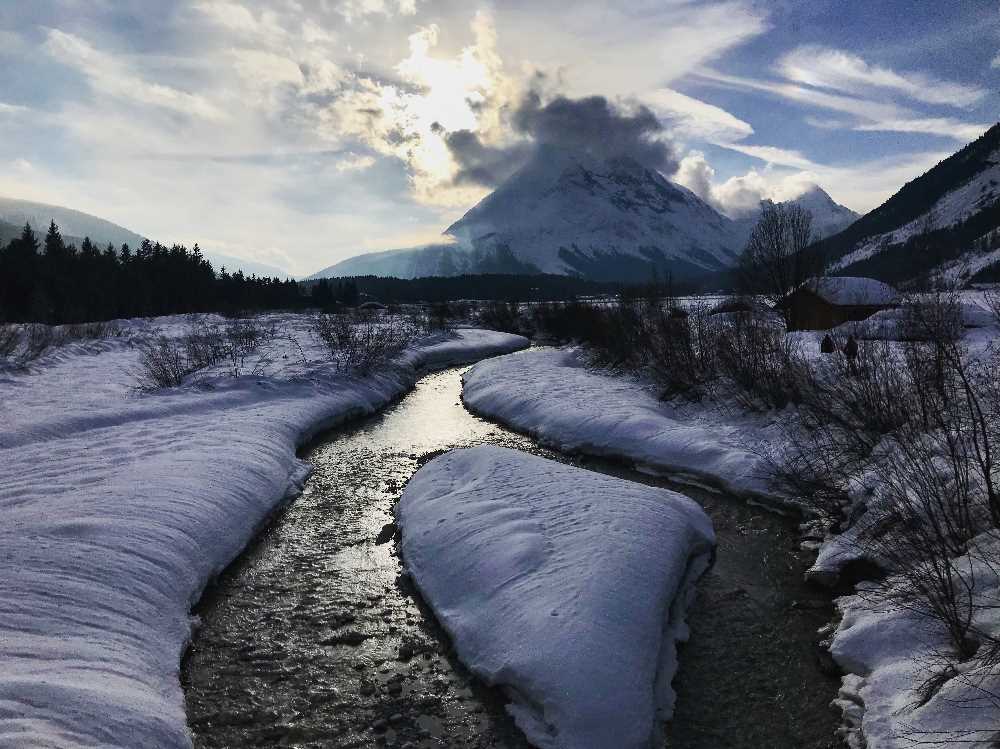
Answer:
[395, 445, 716, 749]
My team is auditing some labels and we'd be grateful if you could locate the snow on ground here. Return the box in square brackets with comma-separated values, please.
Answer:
[462, 346, 785, 502]
[830, 532, 1000, 749]
[0, 313, 527, 748]
[395, 445, 716, 749]
[462, 307, 1000, 749]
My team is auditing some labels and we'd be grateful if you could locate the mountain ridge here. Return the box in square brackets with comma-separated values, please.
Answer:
[311, 148, 858, 282]
[810, 122, 1000, 286]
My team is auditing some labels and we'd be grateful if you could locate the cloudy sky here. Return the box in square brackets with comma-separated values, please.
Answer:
[0, 0, 995, 276]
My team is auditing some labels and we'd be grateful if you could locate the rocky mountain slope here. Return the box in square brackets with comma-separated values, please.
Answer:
[812, 123, 1000, 286]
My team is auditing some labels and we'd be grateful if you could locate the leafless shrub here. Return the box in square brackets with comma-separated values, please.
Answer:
[136, 336, 190, 389]
[182, 319, 226, 370]
[712, 314, 807, 410]
[529, 297, 807, 408]
[23, 324, 56, 361]
[136, 316, 280, 388]
[61, 321, 122, 342]
[767, 338, 912, 524]
[477, 301, 528, 336]
[0, 325, 20, 359]
[776, 294, 1000, 661]
[313, 312, 417, 374]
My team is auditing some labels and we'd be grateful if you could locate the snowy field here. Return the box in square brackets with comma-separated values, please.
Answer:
[396, 445, 715, 749]
[463, 293, 1000, 749]
[0, 313, 527, 748]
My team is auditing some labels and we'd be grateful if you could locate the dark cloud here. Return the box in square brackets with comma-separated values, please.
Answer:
[513, 92, 677, 173]
[444, 129, 532, 186]
[444, 91, 677, 188]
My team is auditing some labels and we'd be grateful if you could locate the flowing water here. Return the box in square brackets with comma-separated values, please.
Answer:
[182, 363, 841, 748]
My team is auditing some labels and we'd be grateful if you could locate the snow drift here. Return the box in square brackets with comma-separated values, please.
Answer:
[395, 445, 716, 749]
[462, 347, 778, 500]
[0, 319, 527, 748]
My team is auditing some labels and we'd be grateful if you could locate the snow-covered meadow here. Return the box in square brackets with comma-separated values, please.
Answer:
[465, 291, 1000, 749]
[396, 445, 715, 749]
[0, 313, 527, 748]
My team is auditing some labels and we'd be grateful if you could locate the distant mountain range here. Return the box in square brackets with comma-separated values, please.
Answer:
[309, 146, 856, 283]
[0, 197, 293, 279]
[813, 122, 1000, 286]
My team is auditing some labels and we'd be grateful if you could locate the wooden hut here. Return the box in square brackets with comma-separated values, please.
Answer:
[778, 277, 898, 331]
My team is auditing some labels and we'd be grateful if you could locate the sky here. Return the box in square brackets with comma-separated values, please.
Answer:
[0, 0, 995, 277]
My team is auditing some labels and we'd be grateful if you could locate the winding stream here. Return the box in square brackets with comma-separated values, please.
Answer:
[182, 363, 841, 748]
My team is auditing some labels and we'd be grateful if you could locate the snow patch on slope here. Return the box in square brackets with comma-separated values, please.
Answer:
[396, 445, 715, 749]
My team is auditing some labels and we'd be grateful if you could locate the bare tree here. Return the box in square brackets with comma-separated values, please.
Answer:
[738, 201, 817, 303]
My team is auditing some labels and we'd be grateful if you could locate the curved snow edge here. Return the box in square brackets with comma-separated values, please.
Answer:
[462, 347, 794, 512]
[396, 445, 716, 749]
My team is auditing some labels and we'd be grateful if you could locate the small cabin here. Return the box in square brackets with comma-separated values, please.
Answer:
[778, 277, 898, 331]
[358, 301, 387, 311]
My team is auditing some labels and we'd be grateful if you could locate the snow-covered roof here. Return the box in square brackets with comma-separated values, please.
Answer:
[805, 276, 898, 307]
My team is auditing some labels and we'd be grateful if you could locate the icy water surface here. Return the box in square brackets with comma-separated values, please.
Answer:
[182, 364, 840, 748]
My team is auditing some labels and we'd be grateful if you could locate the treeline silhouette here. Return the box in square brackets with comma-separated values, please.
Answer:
[0, 221, 320, 323]
[305, 273, 632, 304]
[0, 220, 674, 325]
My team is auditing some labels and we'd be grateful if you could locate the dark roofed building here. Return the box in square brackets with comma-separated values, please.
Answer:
[778, 277, 899, 331]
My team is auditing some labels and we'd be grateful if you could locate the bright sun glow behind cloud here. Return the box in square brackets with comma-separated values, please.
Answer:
[335, 11, 508, 208]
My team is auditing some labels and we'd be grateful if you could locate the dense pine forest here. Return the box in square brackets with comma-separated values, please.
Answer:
[0, 222, 324, 323]
[0, 221, 642, 324]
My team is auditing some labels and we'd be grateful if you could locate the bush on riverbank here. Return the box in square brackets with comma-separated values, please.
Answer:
[312, 311, 418, 374]
[523, 298, 805, 409]
[518, 292, 1000, 673]
[135, 315, 280, 388]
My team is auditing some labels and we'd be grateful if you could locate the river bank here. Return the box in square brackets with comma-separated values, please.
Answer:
[0, 315, 527, 748]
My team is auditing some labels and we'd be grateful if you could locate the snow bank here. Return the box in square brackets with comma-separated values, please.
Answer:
[462, 346, 781, 501]
[395, 445, 715, 749]
[830, 533, 1000, 749]
[0, 317, 527, 748]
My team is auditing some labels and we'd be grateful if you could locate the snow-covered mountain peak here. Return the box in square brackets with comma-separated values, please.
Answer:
[785, 185, 860, 240]
[316, 146, 750, 282]
[439, 146, 744, 279]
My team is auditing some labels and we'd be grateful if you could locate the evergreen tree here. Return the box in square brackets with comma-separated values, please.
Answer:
[0, 224, 40, 321]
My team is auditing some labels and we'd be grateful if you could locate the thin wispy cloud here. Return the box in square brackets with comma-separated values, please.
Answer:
[778, 45, 988, 108]
[43, 29, 226, 122]
[643, 88, 754, 145]
[696, 68, 989, 142]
